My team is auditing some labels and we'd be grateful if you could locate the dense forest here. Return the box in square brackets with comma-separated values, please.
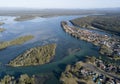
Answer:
[71, 15, 120, 34]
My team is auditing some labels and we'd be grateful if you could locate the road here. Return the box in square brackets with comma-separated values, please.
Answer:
[83, 62, 120, 80]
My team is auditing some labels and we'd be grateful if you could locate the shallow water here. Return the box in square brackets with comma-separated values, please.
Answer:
[0, 15, 101, 83]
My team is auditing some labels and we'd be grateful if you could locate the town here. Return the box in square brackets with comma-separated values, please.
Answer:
[60, 56, 120, 84]
[61, 21, 120, 59]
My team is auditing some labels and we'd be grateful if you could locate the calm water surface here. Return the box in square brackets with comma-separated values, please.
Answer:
[0, 15, 101, 83]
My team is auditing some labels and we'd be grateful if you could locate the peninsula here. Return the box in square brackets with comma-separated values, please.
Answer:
[61, 21, 120, 59]
[70, 15, 120, 34]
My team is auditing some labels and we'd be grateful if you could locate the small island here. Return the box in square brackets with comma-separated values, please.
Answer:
[0, 28, 5, 32]
[8, 44, 56, 67]
[0, 35, 34, 50]
[0, 74, 35, 84]
[14, 15, 36, 21]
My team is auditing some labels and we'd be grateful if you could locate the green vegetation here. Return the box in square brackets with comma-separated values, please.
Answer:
[60, 62, 92, 84]
[0, 28, 5, 32]
[18, 74, 35, 84]
[0, 74, 53, 84]
[8, 44, 56, 67]
[113, 56, 120, 60]
[71, 15, 120, 34]
[61, 21, 120, 57]
[60, 56, 120, 84]
[85, 56, 96, 63]
[0, 35, 34, 50]
[100, 45, 113, 56]
[0, 22, 4, 26]
[0, 74, 35, 84]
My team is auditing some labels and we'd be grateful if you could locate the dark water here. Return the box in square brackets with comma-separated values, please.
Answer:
[0, 15, 101, 83]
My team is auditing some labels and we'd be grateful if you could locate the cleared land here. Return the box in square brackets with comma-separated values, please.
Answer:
[8, 44, 56, 67]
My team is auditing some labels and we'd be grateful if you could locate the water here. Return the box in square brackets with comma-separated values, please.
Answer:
[0, 15, 101, 83]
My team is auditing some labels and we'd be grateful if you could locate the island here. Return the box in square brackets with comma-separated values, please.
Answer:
[8, 44, 56, 67]
[0, 74, 35, 84]
[70, 15, 120, 34]
[14, 15, 36, 21]
[0, 28, 5, 32]
[60, 56, 120, 84]
[0, 73, 53, 84]
[61, 21, 120, 59]
[0, 35, 34, 50]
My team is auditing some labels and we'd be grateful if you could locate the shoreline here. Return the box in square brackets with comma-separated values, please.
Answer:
[60, 56, 120, 84]
[8, 44, 57, 67]
[61, 21, 120, 59]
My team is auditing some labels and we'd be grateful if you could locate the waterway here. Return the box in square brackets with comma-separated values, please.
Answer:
[0, 15, 101, 84]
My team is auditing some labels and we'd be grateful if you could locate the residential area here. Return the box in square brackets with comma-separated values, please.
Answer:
[61, 21, 120, 58]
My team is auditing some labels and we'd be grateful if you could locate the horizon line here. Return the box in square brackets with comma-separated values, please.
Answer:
[0, 7, 120, 10]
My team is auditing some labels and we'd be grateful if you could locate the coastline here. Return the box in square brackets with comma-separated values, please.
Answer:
[0, 13, 120, 84]
[61, 21, 120, 59]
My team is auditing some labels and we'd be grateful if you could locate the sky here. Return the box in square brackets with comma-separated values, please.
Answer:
[0, 0, 120, 9]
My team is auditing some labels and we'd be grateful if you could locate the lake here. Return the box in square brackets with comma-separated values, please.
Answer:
[0, 15, 101, 84]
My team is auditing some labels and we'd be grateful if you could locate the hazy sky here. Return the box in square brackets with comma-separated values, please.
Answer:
[0, 0, 120, 9]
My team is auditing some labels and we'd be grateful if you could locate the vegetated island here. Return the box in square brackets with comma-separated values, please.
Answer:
[70, 15, 120, 34]
[0, 28, 5, 32]
[14, 15, 36, 21]
[0, 35, 34, 50]
[60, 56, 120, 84]
[0, 73, 53, 84]
[0, 74, 35, 84]
[8, 44, 56, 67]
[61, 21, 120, 59]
